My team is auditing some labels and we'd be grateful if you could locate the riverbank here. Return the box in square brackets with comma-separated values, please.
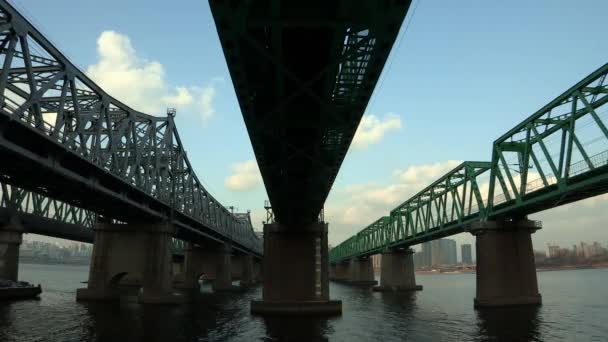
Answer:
[409, 263, 608, 275]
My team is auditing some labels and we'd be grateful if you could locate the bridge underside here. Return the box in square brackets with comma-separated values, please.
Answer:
[211, 0, 410, 225]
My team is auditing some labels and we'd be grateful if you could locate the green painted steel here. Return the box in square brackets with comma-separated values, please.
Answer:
[210, 0, 412, 225]
[331, 63, 608, 263]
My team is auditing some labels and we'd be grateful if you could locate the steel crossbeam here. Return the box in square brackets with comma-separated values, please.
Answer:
[0, 1, 261, 256]
[331, 63, 608, 263]
[210, 0, 411, 225]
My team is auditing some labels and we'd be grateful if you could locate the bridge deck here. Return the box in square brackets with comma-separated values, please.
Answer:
[210, 0, 411, 225]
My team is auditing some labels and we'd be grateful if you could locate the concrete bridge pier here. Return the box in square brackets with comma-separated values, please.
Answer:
[346, 257, 377, 286]
[76, 222, 183, 304]
[239, 255, 256, 287]
[253, 259, 262, 283]
[332, 262, 350, 282]
[211, 244, 233, 291]
[250, 222, 342, 315]
[373, 248, 422, 292]
[0, 221, 23, 281]
[471, 218, 542, 308]
[178, 242, 236, 292]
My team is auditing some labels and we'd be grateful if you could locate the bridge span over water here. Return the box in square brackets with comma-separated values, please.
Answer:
[0, 0, 261, 304]
[330, 63, 608, 308]
[0, 0, 606, 316]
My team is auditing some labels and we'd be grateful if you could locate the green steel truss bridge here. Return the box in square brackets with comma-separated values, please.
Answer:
[331, 63, 608, 263]
[210, 0, 411, 226]
[0, 0, 261, 256]
[0, 179, 193, 254]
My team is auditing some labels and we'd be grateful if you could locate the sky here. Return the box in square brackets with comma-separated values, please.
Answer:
[11, 0, 608, 259]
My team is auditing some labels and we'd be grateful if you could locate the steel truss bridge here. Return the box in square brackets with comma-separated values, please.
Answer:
[210, 0, 411, 226]
[0, 0, 261, 256]
[331, 63, 608, 263]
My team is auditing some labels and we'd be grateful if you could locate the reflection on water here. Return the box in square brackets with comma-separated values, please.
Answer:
[1, 264, 606, 341]
[263, 317, 330, 342]
[476, 306, 541, 342]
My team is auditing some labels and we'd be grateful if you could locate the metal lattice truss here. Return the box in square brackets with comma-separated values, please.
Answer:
[0, 1, 261, 255]
[210, 0, 411, 225]
[330, 162, 491, 262]
[331, 63, 608, 262]
[0, 180, 96, 230]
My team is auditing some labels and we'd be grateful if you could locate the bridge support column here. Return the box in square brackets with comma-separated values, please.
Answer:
[76, 222, 183, 304]
[179, 244, 205, 291]
[332, 262, 350, 282]
[472, 218, 542, 308]
[347, 257, 377, 286]
[373, 248, 422, 292]
[212, 244, 233, 291]
[251, 222, 342, 315]
[329, 264, 337, 280]
[253, 259, 263, 282]
[240, 255, 255, 287]
[0, 221, 23, 282]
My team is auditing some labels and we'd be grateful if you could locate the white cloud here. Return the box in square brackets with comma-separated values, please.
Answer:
[225, 160, 262, 192]
[352, 113, 402, 149]
[197, 85, 216, 123]
[394, 160, 461, 184]
[326, 160, 463, 245]
[86, 31, 218, 124]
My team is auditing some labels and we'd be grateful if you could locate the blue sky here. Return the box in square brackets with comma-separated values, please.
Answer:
[14, 0, 608, 256]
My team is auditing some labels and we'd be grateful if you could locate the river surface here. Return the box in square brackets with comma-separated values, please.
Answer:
[0, 263, 606, 341]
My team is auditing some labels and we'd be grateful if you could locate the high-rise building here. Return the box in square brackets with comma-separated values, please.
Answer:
[430, 239, 457, 266]
[461, 244, 472, 264]
[421, 242, 432, 267]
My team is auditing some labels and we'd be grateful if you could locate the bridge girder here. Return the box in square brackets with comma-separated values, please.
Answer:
[210, 0, 411, 225]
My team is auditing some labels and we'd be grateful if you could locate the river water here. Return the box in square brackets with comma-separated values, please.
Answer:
[0, 263, 606, 341]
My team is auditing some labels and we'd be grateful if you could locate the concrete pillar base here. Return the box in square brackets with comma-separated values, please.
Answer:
[372, 285, 423, 292]
[345, 257, 377, 286]
[0, 221, 23, 282]
[211, 244, 233, 291]
[377, 248, 420, 291]
[251, 222, 342, 316]
[471, 218, 542, 308]
[239, 255, 256, 288]
[76, 222, 179, 305]
[251, 300, 342, 316]
[329, 262, 350, 282]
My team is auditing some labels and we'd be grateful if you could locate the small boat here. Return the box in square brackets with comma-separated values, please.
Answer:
[0, 279, 42, 300]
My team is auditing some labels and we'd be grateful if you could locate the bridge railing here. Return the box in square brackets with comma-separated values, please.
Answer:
[330, 63, 608, 263]
[0, 1, 261, 254]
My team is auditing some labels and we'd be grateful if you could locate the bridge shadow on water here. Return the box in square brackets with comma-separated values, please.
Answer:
[475, 306, 542, 342]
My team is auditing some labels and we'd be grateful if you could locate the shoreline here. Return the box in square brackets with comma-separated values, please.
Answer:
[412, 264, 608, 275]
[19, 260, 90, 267]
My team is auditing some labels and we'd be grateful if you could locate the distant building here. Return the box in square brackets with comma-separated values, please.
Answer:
[461, 244, 472, 264]
[546, 243, 561, 258]
[431, 239, 457, 266]
[420, 242, 432, 267]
